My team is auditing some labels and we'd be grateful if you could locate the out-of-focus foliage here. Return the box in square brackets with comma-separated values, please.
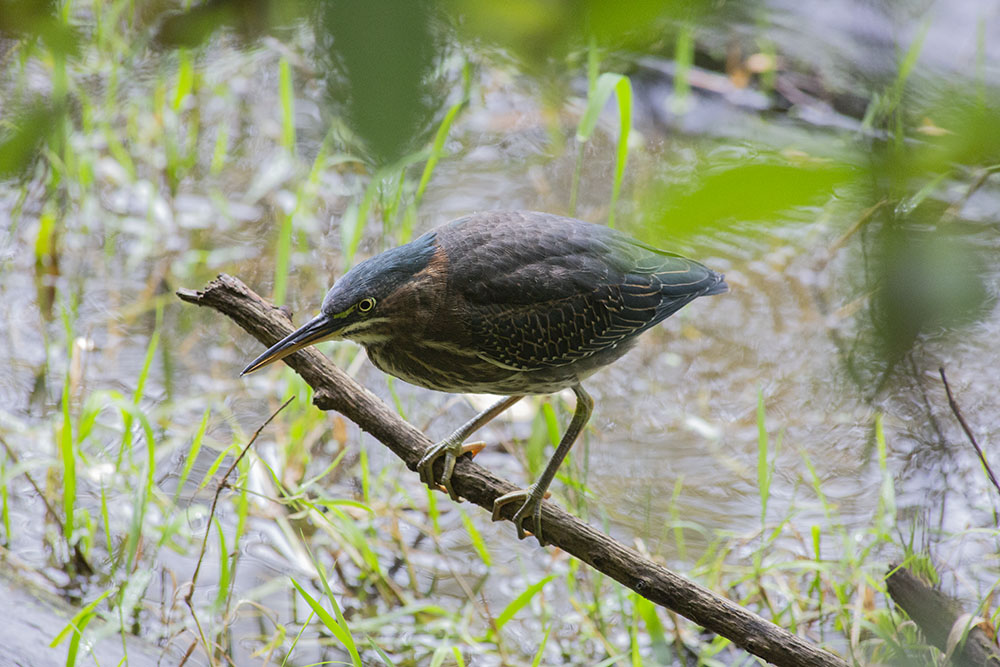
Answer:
[0, 0, 76, 181]
[148, 0, 722, 164]
[0, 101, 63, 180]
[442, 0, 717, 65]
[871, 217, 990, 371]
[312, 0, 446, 164]
[640, 152, 858, 239]
[0, 0, 79, 54]
[846, 85, 999, 386]
[154, 0, 303, 47]
[157, 0, 452, 164]
[917, 99, 1000, 171]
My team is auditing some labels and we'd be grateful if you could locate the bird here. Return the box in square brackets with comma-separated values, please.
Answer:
[241, 210, 727, 544]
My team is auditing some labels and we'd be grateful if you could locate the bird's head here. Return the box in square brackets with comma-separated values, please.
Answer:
[241, 232, 438, 375]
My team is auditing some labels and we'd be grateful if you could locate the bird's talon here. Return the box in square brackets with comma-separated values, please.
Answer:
[492, 486, 547, 544]
[417, 438, 468, 501]
[461, 441, 486, 458]
[441, 478, 460, 502]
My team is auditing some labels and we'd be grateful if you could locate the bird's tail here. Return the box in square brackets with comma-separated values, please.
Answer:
[704, 271, 729, 296]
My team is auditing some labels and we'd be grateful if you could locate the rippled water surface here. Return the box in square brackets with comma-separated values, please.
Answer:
[2, 1, 999, 664]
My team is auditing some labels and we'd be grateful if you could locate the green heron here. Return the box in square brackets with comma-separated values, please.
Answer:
[242, 210, 727, 544]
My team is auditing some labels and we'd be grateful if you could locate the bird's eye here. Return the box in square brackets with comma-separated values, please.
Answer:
[358, 297, 376, 313]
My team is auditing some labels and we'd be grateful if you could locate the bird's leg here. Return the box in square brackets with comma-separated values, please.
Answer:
[418, 395, 523, 501]
[492, 384, 593, 545]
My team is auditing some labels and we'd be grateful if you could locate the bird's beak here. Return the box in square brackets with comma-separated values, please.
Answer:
[241, 313, 340, 376]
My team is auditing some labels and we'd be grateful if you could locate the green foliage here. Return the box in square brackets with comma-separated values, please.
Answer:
[492, 575, 555, 634]
[574, 71, 632, 226]
[871, 221, 990, 368]
[49, 589, 114, 667]
[0, 102, 64, 180]
[643, 154, 858, 239]
[315, 0, 444, 164]
[446, 0, 712, 67]
[291, 577, 363, 665]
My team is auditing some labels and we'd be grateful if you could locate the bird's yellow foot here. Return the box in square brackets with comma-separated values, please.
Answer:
[492, 484, 548, 545]
[417, 440, 486, 501]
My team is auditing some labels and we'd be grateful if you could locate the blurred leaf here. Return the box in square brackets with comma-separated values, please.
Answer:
[155, 3, 224, 48]
[872, 221, 991, 366]
[459, 509, 491, 566]
[314, 0, 443, 164]
[445, 0, 712, 66]
[0, 0, 80, 55]
[33, 206, 59, 321]
[643, 153, 856, 238]
[154, 0, 298, 47]
[872, 88, 1000, 195]
[0, 102, 63, 180]
[918, 99, 1000, 172]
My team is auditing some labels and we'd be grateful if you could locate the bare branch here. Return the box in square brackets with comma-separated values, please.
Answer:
[940, 367, 1000, 499]
[886, 564, 1000, 666]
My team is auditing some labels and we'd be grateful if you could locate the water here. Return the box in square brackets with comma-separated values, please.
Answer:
[1, 1, 999, 663]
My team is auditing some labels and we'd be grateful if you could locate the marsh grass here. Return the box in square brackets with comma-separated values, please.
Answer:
[572, 65, 633, 227]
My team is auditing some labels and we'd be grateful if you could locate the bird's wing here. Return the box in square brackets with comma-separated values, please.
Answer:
[445, 212, 725, 371]
[467, 253, 721, 371]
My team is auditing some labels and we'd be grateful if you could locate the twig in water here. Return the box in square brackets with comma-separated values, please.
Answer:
[183, 396, 295, 661]
[944, 165, 1000, 219]
[0, 433, 93, 575]
[939, 367, 1000, 498]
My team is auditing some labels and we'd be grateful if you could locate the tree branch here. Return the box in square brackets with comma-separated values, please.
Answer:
[886, 564, 1000, 666]
[178, 273, 847, 667]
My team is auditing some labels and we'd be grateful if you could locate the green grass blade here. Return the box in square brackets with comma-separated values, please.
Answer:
[50, 588, 114, 647]
[459, 509, 491, 566]
[635, 594, 670, 664]
[60, 376, 75, 544]
[174, 408, 209, 505]
[495, 575, 555, 631]
[214, 518, 231, 611]
[172, 48, 193, 111]
[209, 122, 229, 175]
[104, 394, 158, 571]
[672, 24, 694, 107]
[100, 485, 112, 569]
[119, 305, 161, 469]
[0, 456, 9, 543]
[530, 625, 553, 667]
[874, 414, 896, 537]
[273, 211, 293, 306]
[576, 73, 621, 143]
[415, 96, 466, 205]
[342, 176, 379, 269]
[575, 72, 632, 227]
[359, 446, 370, 504]
[279, 56, 295, 154]
[290, 578, 357, 656]
[301, 552, 377, 667]
[608, 74, 631, 228]
[369, 637, 398, 666]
